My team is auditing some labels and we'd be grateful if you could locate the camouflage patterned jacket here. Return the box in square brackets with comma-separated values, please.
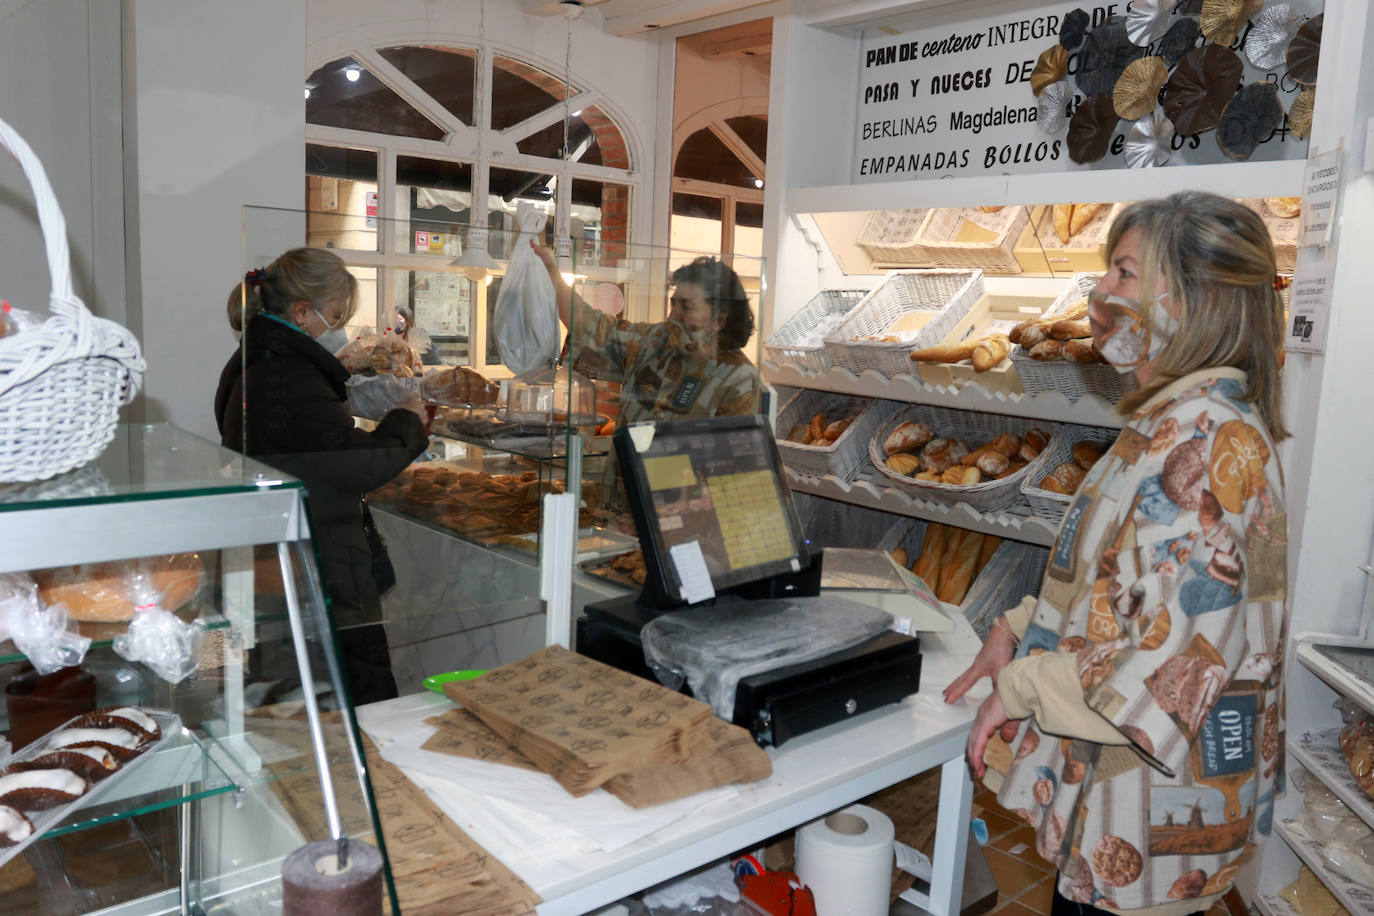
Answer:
[994, 368, 1288, 912]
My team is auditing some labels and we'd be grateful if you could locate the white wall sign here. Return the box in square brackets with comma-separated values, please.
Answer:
[1299, 148, 1342, 246]
[853, 1, 1321, 183]
[413, 272, 472, 337]
[1285, 247, 1333, 354]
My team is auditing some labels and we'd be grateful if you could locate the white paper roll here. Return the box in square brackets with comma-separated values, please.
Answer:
[795, 804, 895, 916]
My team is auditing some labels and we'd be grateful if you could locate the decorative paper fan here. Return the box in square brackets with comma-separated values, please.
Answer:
[1200, 0, 1264, 48]
[1288, 88, 1315, 140]
[1125, 111, 1175, 168]
[1114, 57, 1169, 121]
[1032, 46, 1070, 97]
[1076, 18, 1147, 97]
[1162, 45, 1244, 136]
[1059, 9, 1091, 51]
[1068, 94, 1121, 165]
[1157, 18, 1202, 69]
[1126, 0, 1173, 46]
[1286, 14, 1323, 86]
[1245, 4, 1305, 70]
[1217, 83, 1284, 161]
[1037, 80, 1072, 135]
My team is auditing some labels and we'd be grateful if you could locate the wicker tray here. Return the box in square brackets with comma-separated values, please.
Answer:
[823, 269, 983, 380]
[857, 209, 934, 264]
[763, 289, 868, 373]
[911, 207, 1031, 274]
[1020, 425, 1121, 525]
[776, 391, 900, 483]
[868, 405, 1058, 513]
[1009, 272, 1133, 403]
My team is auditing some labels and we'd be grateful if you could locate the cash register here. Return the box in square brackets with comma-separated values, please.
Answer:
[576, 414, 925, 747]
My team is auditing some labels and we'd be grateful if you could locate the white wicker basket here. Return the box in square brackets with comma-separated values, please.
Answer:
[868, 405, 1059, 513]
[763, 289, 867, 374]
[963, 540, 1049, 638]
[775, 391, 899, 483]
[0, 116, 144, 481]
[1020, 425, 1121, 525]
[911, 206, 1031, 273]
[857, 209, 934, 264]
[823, 270, 983, 380]
[1009, 272, 1132, 403]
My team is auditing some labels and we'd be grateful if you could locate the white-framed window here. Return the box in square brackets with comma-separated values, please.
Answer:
[304, 44, 637, 372]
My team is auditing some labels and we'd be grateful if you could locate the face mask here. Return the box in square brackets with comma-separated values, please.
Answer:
[316, 328, 350, 355]
[1089, 290, 1180, 374]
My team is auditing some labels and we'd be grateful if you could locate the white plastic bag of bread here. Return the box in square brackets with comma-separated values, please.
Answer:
[334, 329, 422, 378]
[0, 572, 90, 675]
[0, 706, 175, 866]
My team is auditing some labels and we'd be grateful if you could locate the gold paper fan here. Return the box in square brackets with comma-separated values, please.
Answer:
[1201, 0, 1264, 47]
[1031, 45, 1070, 97]
[1113, 57, 1169, 121]
[1289, 88, 1315, 140]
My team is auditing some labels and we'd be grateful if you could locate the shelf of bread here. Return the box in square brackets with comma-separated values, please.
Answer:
[763, 361, 1124, 428]
[783, 466, 1060, 547]
[1297, 639, 1374, 720]
[1275, 817, 1374, 916]
[1291, 729, 1374, 831]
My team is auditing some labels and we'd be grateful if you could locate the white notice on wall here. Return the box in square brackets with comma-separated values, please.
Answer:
[1285, 247, 1334, 355]
[1300, 148, 1343, 247]
[669, 540, 715, 605]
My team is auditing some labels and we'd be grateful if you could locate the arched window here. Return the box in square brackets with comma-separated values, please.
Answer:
[302, 45, 635, 370]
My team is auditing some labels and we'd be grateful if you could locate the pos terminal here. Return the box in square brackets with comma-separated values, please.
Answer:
[576, 415, 924, 747]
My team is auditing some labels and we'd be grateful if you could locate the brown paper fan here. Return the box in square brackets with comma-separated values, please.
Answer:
[1032, 45, 1070, 97]
[1162, 45, 1243, 136]
[1288, 88, 1315, 140]
[1286, 14, 1322, 86]
[1076, 18, 1146, 97]
[1217, 82, 1284, 161]
[1068, 94, 1121, 165]
[1200, 0, 1264, 47]
[1114, 57, 1169, 121]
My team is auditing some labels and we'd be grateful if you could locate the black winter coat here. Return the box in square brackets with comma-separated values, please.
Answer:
[214, 314, 427, 625]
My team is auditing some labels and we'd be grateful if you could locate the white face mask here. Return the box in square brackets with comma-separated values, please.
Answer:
[316, 327, 350, 355]
[1089, 290, 1180, 374]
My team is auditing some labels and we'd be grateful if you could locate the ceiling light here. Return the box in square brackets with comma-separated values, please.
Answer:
[345, 66, 361, 82]
[559, 0, 584, 20]
[572, 109, 582, 117]
[451, 227, 499, 274]
[304, 87, 311, 99]
[754, 178, 764, 188]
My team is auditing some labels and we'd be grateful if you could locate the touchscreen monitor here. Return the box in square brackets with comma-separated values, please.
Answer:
[613, 415, 810, 607]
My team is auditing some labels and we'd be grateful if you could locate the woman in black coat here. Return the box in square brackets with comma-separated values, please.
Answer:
[216, 247, 427, 703]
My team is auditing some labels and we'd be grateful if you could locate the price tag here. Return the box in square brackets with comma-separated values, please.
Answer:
[669, 540, 715, 605]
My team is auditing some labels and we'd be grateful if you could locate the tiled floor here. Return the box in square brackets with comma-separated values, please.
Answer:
[973, 785, 1232, 916]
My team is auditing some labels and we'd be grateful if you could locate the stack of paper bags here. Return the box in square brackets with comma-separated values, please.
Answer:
[440, 644, 772, 805]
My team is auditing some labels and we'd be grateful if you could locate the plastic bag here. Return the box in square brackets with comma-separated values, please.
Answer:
[1300, 782, 1350, 840]
[0, 301, 43, 338]
[335, 329, 419, 377]
[345, 373, 421, 420]
[111, 560, 207, 684]
[641, 861, 742, 911]
[641, 595, 893, 719]
[0, 572, 90, 675]
[493, 205, 559, 376]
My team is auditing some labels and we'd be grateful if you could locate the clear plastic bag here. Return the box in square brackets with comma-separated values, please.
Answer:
[345, 373, 421, 420]
[111, 560, 206, 684]
[1300, 782, 1350, 841]
[641, 861, 742, 912]
[493, 205, 559, 376]
[0, 301, 44, 338]
[641, 595, 894, 719]
[0, 572, 90, 675]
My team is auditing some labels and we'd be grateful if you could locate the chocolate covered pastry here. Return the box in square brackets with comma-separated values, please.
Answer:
[48, 727, 144, 761]
[0, 806, 33, 847]
[7, 747, 118, 783]
[0, 768, 86, 811]
[75, 707, 161, 742]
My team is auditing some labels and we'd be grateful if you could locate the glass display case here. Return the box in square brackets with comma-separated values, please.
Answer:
[0, 424, 393, 915]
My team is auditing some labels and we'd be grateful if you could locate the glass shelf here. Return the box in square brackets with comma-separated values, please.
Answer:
[0, 616, 233, 667]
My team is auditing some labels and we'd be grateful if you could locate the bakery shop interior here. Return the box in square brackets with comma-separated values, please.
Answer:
[1, 0, 1373, 914]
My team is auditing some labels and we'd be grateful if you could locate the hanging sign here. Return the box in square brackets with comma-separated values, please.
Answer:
[365, 190, 378, 228]
[852, 0, 1321, 183]
[1298, 148, 1342, 246]
[1284, 247, 1333, 354]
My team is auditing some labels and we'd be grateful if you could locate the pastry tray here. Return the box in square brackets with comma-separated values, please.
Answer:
[579, 550, 646, 589]
[0, 708, 182, 868]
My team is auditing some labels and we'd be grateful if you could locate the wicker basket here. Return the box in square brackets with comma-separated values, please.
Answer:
[911, 207, 1031, 273]
[868, 405, 1059, 513]
[823, 270, 983, 380]
[0, 116, 144, 482]
[1020, 425, 1121, 525]
[763, 289, 867, 373]
[857, 209, 934, 264]
[963, 540, 1049, 638]
[1009, 272, 1132, 403]
[776, 391, 900, 483]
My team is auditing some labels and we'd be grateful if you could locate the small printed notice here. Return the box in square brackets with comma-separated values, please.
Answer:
[1300, 148, 1343, 247]
[895, 841, 932, 881]
[1285, 247, 1334, 354]
[669, 540, 715, 605]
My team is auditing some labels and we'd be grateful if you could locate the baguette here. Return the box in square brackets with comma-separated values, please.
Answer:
[971, 335, 1011, 372]
[937, 528, 984, 604]
[1060, 298, 1090, 321]
[1048, 318, 1091, 340]
[909, 339, 979, 363]
[976, 535, 1003, 575]
[913, 524, 947, 590]
[883, 421, 936, 456]
[1053, 204, 1074, 245]
[1028, 339, 1064, 361]
[1017, 321, 1052, 349]
[1069, 202, 1102, 236]
[1062, 338, 1103, 363]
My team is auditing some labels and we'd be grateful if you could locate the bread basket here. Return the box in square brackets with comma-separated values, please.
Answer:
[1009, 272, 1132, 404]
[774, 390, 899, 483]
[0, 116, 144, 481]
[868, 405, 1058, 513]
[1020, 424, 1121, 525]
[762, 288, 868, 374]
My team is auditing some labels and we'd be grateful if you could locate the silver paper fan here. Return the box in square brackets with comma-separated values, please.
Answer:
[1246, 4, 1304, 70]
[1126, 0, 1173, 45]
[1125, 111, 1174, 168]
[1037, 80, 1071, 135]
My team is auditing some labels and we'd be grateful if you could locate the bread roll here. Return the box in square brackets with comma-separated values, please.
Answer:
[1026, 429, 1051, 451]
[997, 459, 1029, 479]
[1028, 339, 1064, 361]
[1072, 440, 1105, 470]
[913, 524, 947, 590]
[809, 414, 826, 442]
[915, 469, 941, 481]
[1049, 318, 1091, 340]
[971, 335, 1011, 372]
[1040, 462, 1087, 494]
[941, 465, 981, 486]
[991, 433, 1021, 457]
[1069, 202, 1102, 235]
[883, 421, 935, 456]
[920, 438, 970, 472]
[976, 449, 1010, 476]
[785, 425, 810, 443]
[35, 553, 205, 623]
[886, 453, 920, 476]
[1062, 338, 1102, 363]
[823, 419, 851, 442]
[1018, 441, 1042, 463]
[937, 529, 984, 604]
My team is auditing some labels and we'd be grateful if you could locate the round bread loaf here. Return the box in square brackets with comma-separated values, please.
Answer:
[35, 553, 205, 623]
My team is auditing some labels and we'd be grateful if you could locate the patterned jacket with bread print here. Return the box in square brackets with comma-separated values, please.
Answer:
[991, 368, 1287, 912]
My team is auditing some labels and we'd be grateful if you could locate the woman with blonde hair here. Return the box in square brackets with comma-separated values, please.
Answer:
[215, 247, 427, 702]
[946, 192, 1289, 915]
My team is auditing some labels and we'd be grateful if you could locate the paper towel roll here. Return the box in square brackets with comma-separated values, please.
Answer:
[795, 804, 895, 916]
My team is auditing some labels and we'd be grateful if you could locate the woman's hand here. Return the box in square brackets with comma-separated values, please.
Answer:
[966, 691, 1022, 781]
[944, 616, 1017, 705]
[529, 238, 558, 276]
